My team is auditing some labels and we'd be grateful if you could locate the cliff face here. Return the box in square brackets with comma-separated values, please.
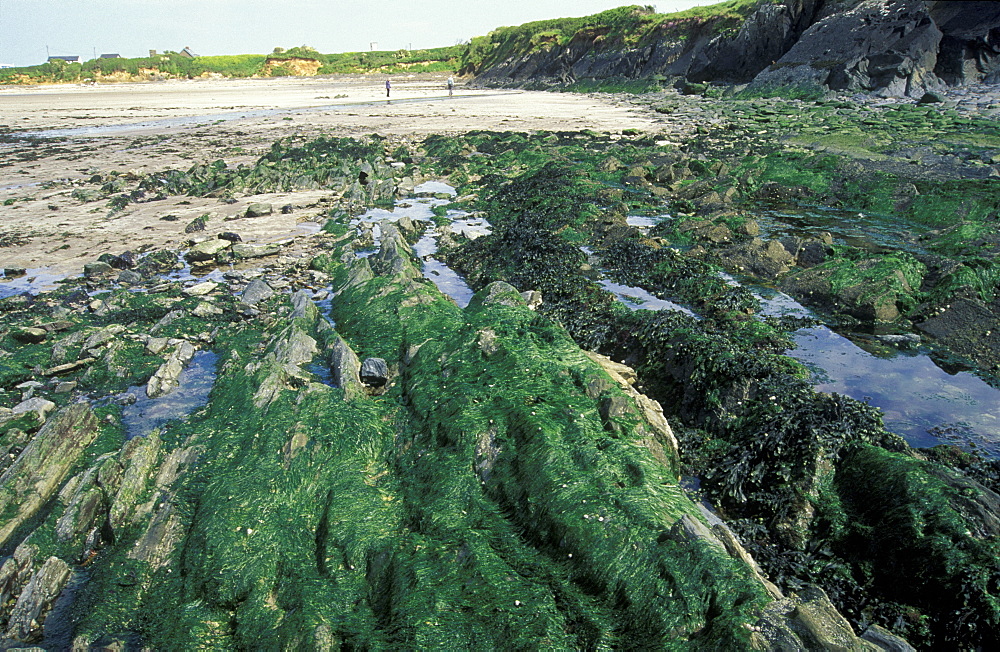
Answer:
[470, 0, 1000, 97]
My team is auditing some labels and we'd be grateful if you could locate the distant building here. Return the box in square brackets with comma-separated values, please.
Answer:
[99, 53, 122, 59]
[149, 50, 157, 57]
[48, 55, 81, 63]
[179, 47, 198, 59]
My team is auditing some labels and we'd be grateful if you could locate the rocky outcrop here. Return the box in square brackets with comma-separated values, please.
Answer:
[471, 0, 1000, 97]
[0, 405, 99, 549]
[749, 0, 947, 97]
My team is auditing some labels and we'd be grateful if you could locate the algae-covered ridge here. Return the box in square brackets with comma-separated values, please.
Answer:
[0, 185, 781, 649]
[0, 114, 998, 649]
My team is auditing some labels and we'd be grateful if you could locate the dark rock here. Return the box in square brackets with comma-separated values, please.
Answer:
[781, 236, 830, 268]
[98, 251, 136, 270]
[359, 357, 389, 387]
[861, 624, 916, 652]
[3, 268, 26, 278]
[218, 232, 242, 243]
[918, 90, 945, 103]
[281, 204, 294, 214]
[931, 1, 1000, 86]
[916, 298, 1000, 370]
[747, 0, 957, 98]
[716, 238, 795, 280]
[184, 214, 209, 233]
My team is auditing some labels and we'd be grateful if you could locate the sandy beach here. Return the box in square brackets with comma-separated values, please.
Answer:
[0, 75, 677, 278]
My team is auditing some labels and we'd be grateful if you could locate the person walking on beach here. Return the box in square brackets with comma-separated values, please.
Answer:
[385, 79, 391, 98]
[447, 76, 454, 96]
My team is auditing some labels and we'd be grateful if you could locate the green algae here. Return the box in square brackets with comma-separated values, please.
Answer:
[3, 123, 999, 649]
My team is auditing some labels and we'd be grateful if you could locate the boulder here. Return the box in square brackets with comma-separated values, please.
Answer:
[11, 397, 57, 423]
[716, 237, 795, 280]
[472, 281, 525, 309]
[117, 269, 144, 285]
[182, 281, 218, 297]
[245, 202, 274, 218]
[360, 358, 389, 387]
[241, 278, 275, 306]
[328, 335, 364, 398]
[83, 262, 113, 277]
[185, 238, 231, 263]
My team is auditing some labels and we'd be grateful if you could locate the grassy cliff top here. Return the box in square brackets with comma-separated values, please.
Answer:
[459, 1, 770, 73]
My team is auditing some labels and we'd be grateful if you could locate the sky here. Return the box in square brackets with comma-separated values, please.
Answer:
[0, 0, 709, 67]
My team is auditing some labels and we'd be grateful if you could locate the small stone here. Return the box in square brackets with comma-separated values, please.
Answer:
[192, 302, 223, 318]
[54, 382, 77, 394]
[145, 337, 170, 355]
[43, 358, 95, 377]
[183, 281, 218, 297]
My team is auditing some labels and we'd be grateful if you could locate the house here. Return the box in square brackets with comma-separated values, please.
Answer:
[99, 53, 122, 59]
[48, 55, 81, 63]
[179, 47, 198, 59]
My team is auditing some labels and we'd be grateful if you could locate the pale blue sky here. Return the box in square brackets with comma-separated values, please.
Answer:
[0, 0, 708, 67]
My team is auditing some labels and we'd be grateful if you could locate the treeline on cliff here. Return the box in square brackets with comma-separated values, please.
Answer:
[0, 44, 464, 84]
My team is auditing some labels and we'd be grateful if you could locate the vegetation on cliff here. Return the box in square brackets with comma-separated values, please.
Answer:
[459, 1, 766, 76]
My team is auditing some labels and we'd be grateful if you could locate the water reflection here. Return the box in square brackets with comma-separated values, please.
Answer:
[754, 285, 1000, 453]
[0, 268, 70, 298]
[120, 350, 218, 439]
[353, 183, 478, 308]
[599, 279, 696, 317]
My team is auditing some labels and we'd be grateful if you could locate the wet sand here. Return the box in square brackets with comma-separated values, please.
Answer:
[0, 75, 675, 277]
